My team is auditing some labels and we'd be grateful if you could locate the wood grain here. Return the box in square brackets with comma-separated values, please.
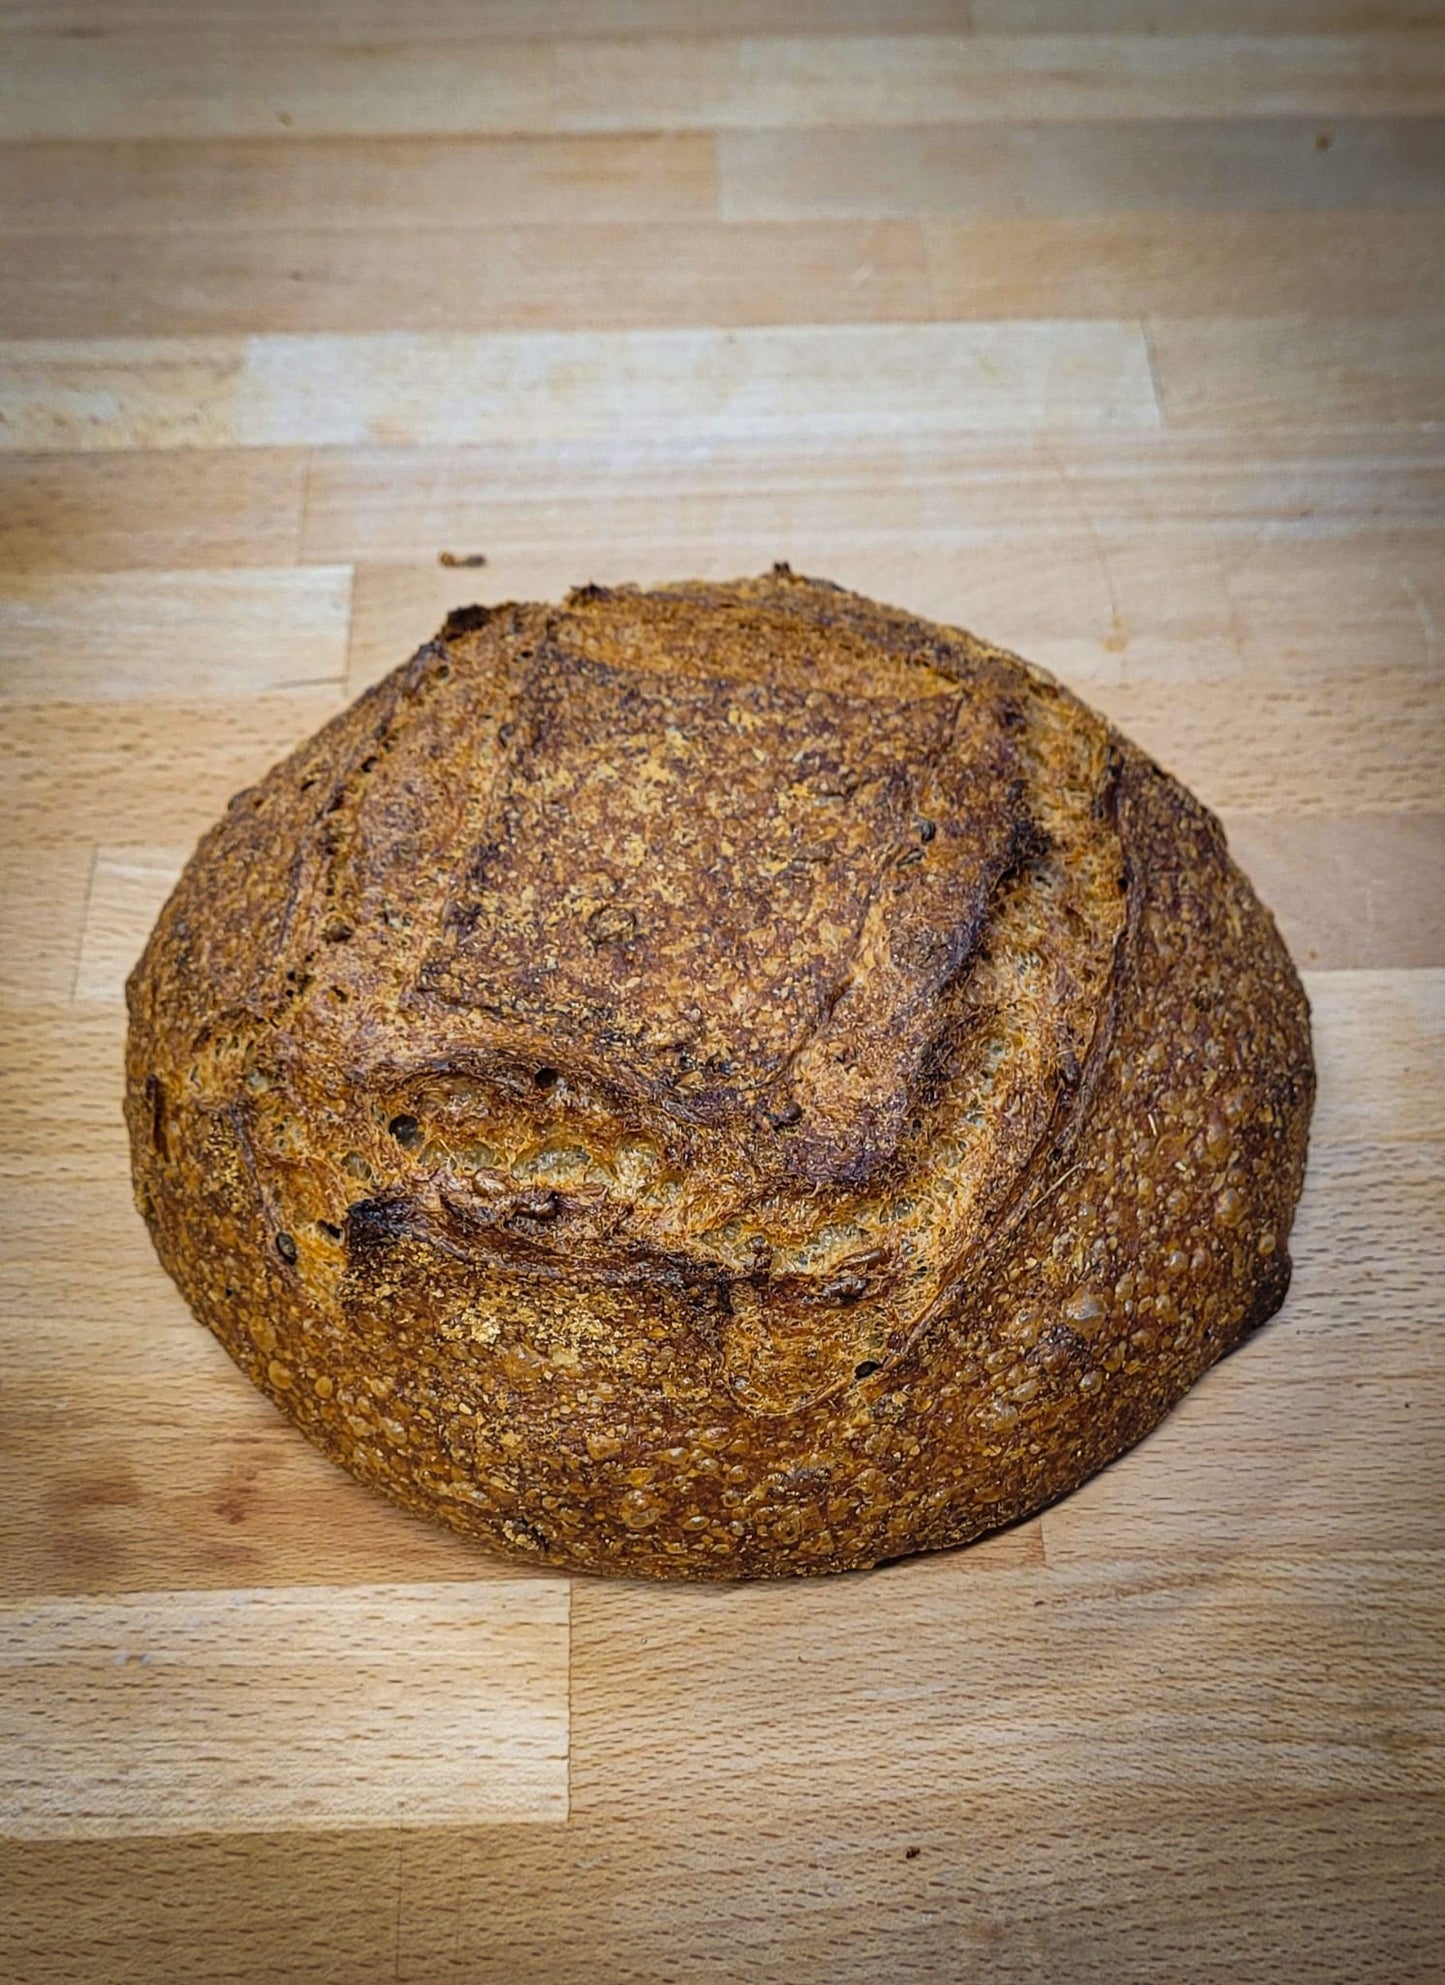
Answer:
[2, 1792, 1441, 1985]
[9, 211, 1445, 341]
[4, 33, 1441, 142]
[0, 133, 717, 235]
[1306, 967, 1445, 1144]
[1150, 308, 1445, 429]
[975, 0, 1445, 24]
[0, 1006, 131, 1176]
[0, 0, 978, 39]
[0, 450, 306, 572]
[0, 1582, 569, 1836]
[345, 526, 1445, 693]
[0, 220, 938, 340]
[72, 848, 184, 1003]
[13, 0, 1438, 34]
[1088, 668, 1445, 814]
[301, 430, 1445, 563]
[0, 324, 1162, 451]
[1, 7, 1441, 1979]
[0, 567, 351, 699]
[0, 845, 92, 1004]
[550, 33, 1445, 130]
[721, 115, 1445, 220]
[924, 210, 1445, 320]
[0, 693, 346, 843]
[1221, 815, 1445, 971]
[0, 1322, 569, 1596]
[8, 432, 1431, 577]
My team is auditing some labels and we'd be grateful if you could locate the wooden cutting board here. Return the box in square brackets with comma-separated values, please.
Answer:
[2, 6, 1443, 1980]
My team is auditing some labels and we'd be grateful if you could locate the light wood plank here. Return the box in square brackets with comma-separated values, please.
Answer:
[0, 221, 933, 339]
[0, 339, 246, 451]
[0, 449, 306, 572]
[3, 1793, 1441, 1985]
[974, 0, 1445, 26]
[0, 568, 351, 700]
[72, 847, 183, 1003]
[1306, 967, 1445, 1144]
[14, 431, 1437, 565]
[569, 1556, 1444, 1823]
[4, 33, 1442, 141]
[0, 325, 1162, 453]
[551, 33, 1445, 131]
[0, 1167, 226, 1369]
[0, 0, 974, 34]
[7, 210, 1441, 341]
[980, 526, 1445, 687]
[1285, 1137, 1445, 1343]
[0, 133, 716, 236]
[0, 1006, 131, 1176]
[0, 1363, 555, 1597]
[0, 844, 91, 1003]
[16, 0, 1424, 26]
[346, 527, 1445, 696]
[0, 28, 554, 143]
[0, 1581, 569, 1837]
[1093, 669, 1445, 815]
[1039, 1365, 1445, 1567]
[1222, 815, 1445, 971]
[722, 116, 1445, 221]
[302, 431, 1445, 567]
[1249, 1139, 1443, 1354]
[1152, 311, 1445, 428]
[925, 210, 1445, 321]
[0, 693, 344, 843]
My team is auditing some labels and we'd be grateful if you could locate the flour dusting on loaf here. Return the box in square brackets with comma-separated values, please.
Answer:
[125, 570, 1314, 1578]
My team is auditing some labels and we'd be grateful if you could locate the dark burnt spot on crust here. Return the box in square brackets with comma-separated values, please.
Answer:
[345, 1193, 423, 1255]
[441, 604, 495, 640]
[144, 1073, 169, 1161]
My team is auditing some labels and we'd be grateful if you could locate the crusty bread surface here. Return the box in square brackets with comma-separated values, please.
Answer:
[125, 570, 1314, 1578]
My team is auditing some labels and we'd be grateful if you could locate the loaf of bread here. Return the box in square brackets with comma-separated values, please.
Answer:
[125, 570, 1313, 1579]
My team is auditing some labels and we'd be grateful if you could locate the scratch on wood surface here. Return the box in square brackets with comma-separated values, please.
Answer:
[1041, 437, 1128, 678]
[1401, 572, 1438, 665]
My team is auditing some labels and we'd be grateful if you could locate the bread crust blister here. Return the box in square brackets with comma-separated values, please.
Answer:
[125, 570, 1314, 1578]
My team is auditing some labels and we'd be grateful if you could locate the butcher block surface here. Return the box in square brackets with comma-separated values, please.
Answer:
[1, 4, 1442, 1980]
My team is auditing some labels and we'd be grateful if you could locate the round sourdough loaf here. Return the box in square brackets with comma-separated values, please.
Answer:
[125, 570, 1313, 1579]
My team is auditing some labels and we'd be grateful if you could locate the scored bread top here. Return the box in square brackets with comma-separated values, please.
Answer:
[131, 569, 1130, 1413]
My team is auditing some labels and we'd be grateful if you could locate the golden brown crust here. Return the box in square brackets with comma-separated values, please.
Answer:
[125, 570, 1314, 1578]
